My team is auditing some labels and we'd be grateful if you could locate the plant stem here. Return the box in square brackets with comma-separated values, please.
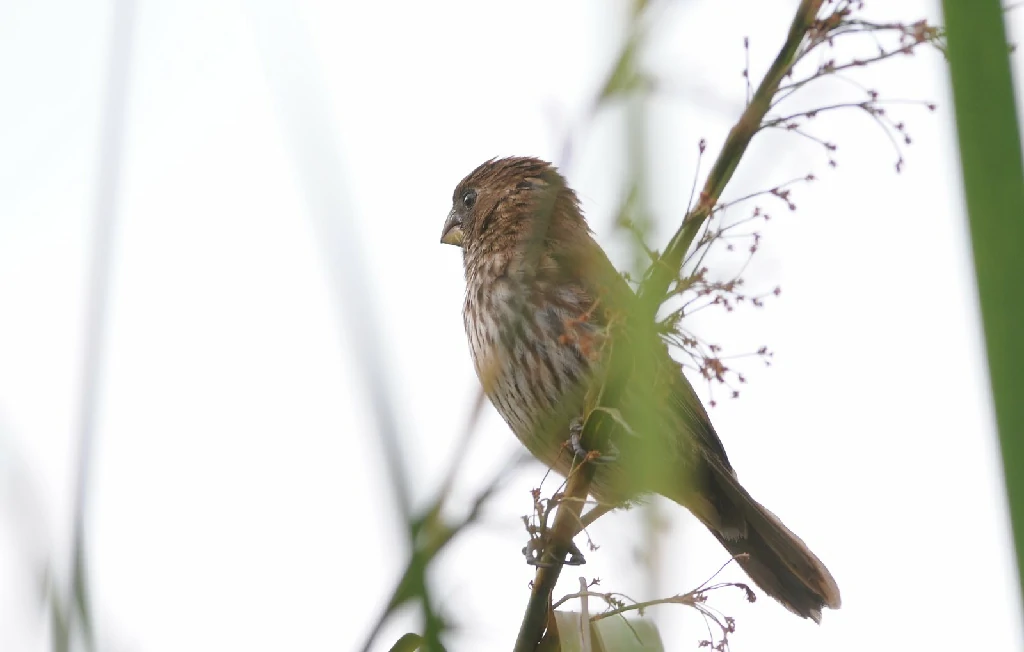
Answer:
[637, 0, 825, 317]
[513, 460, 598, 652]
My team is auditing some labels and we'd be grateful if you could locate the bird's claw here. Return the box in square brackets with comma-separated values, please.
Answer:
[522, 538, 586, 567]
[565, 542, 587, 566]
[568, 417, 620, 463]
[568, 418, 588, 458]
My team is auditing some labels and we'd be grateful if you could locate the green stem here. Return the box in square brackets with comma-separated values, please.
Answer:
[638, 0, 825, 316]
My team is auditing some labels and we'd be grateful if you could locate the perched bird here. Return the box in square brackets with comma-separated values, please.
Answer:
[440, 156, 841, 622]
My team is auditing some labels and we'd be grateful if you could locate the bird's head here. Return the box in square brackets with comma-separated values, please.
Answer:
[440, 157, 589, 267]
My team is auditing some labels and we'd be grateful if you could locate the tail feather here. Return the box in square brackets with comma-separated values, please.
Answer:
[678, 467, 841, 623]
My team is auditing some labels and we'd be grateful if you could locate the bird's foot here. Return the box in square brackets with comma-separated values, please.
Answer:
[522, 536, 586, 567]
[568, 417, 619, 464]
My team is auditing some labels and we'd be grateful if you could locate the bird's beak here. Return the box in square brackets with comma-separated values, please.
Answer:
[440, 209, 465, 247]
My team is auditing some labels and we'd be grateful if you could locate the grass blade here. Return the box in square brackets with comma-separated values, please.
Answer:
[942, 0, 1024, 606]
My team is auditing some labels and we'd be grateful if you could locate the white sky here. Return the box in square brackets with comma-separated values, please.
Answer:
[1, 1, 1023, 651]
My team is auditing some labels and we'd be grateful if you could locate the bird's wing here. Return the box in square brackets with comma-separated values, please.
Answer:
[553, 233, 735, 473]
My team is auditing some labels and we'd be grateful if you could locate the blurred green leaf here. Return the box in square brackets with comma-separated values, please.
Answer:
[591, 616, 664, 652]
[387, 633, 424, 652]
[49, 586, 68, 652]
[551, 611, 664, 652]
[942, 0, 1024, 604]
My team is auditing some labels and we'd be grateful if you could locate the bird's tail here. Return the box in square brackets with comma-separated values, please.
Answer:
[675, 466, 842, 623]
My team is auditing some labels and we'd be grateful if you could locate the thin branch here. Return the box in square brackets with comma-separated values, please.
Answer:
[552, 589, 637, 612]
[513, 455, 598, 652]
[589, 593, 699, 622]
[774, 47, 925, 102]
[579, 577, 592, 652]
[575, 503, 616, 536]
[637, 0, 825, 317]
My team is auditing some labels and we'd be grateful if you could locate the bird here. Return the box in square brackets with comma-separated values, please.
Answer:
[440, 156, 841, 623]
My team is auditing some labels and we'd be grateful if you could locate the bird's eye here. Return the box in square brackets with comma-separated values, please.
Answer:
[462, 189, 477, 210]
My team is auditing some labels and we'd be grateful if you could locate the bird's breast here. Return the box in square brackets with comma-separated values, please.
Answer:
[463, 274, 603, 461]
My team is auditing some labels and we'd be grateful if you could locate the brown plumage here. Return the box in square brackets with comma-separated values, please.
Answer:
[440, 156, 841, 622]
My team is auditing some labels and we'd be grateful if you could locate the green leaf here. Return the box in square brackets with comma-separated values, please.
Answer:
[942, 0, 1024, 603]
[590, 407, 638, 438]
[387, 633, 424, 652]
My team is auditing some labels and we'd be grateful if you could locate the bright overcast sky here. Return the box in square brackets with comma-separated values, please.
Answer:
[1, 1, 1023, 651]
